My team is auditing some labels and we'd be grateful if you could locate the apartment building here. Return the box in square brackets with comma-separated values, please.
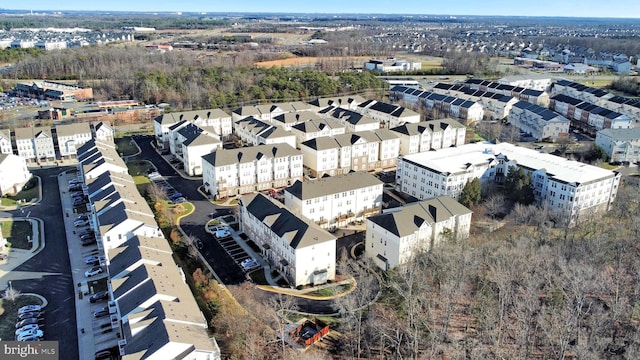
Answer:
[202, 144, 303, 199]
[54, 122, 93, 157]
[396, 142, 620, 222]
[366, 196, 472, 270]
[299, 129, 399, 177]
[390, 118, 466, 155]
[356, 99, 421, 128]
[595, 127, 640, 164]
[550, 94, 632, 134]
[284, 172, 383, 228]
[14, 126, 55, 162]
[239, 192, 336, 287]
[154, 108, 232, 148]
[0, 154, 31, 196]
[508, 101, 570, 141]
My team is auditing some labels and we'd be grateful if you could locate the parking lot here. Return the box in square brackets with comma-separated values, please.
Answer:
[205, 221, 256, 273]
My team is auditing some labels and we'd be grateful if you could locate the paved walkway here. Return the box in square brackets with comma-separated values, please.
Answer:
[0, 217, 50, 289]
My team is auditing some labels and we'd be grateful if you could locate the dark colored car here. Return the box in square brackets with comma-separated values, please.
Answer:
[93, 307, 109, 318]
[81, 238, 97, 246]
[89, 291, 109, 303]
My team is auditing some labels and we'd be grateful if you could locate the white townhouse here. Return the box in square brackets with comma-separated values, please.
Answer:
[508, 101, 570, 141]
[290, 118, 346, 148]
[390, 118, 467, 155]
[202, 144, 303, 199]
[78, 143, 129, 180]
[182, 132, 222, 176]
[595, 127, 640, 164]
[284, 172, 384, 228]
[356, 99, 421, 128]
[239, 193, 336, 287]
[232, 104, 285, 122]
[325, 107, 380, 133]
[366, 196, 472, 270]
[167, 120, 190, 155]
[397, 142, 620, 222]
[93, 122, 114, 142]
[55, 122, 93, 157]
[300, 129, 399, 178]
[605, 95, 640, 121]
[234, 116, 296, 149]
[154, 108, 232, 149]
[497, 75, 553, 92]
[0, 129, 12, 154]
[14, 126, 56, 162]
[174, 122, 219, 160]
[550, 94, 632, 134]
[0, 154, 31, 196]
[308, 95, 367, 112]
[390, 86, 484, 124]
[272, 111, 323, 131]
[552, 79, 614, 106]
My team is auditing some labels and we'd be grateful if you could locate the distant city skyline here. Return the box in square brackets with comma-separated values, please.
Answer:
[2, 0, 640, 18]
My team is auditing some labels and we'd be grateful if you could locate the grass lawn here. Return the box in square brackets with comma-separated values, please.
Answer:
[2, 177, 40, 206]
[306, 283, 353, 297]
[0, 295, 44, 341]
[0, 220, 33, 250]
[249, 269, 268, 285]
[599, 163, 620, 170]
[127, 160, 154, 193]
[115, 137, 140, 156]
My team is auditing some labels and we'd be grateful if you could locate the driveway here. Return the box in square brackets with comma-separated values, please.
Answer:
[7, 167, 79, 360]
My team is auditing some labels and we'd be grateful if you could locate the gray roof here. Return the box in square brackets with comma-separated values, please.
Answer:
[300, 136, 339, 151]
[285, 172, 382, 200]
[597, 127, 640, 141]
[241, 193, 336, 249]
[368, 196, 472, 237]
[14, 126, 52, 140]
[391, 119, 465, 136]
[202, 143, 300, 167]
[54, 122, 91, 137]
[155, 108, 230, 124]
[291, 118, 344, 133]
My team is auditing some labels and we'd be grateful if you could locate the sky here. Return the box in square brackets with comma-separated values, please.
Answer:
[2, 0, 640, 18]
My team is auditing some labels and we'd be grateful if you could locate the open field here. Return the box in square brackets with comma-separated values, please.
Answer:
[254, 55, 372, 68]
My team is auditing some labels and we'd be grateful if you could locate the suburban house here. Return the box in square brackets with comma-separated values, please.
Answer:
[595, 127, 640, 164]
[0, 129, 12, 154]
[366, 196, 472, 270]
[284, 172, 384, 228]
[14, 126, 55, 162]
[201, 144, 303, 199]
[93, 122, 114, 142]
[54, 122, 93, 157]
[299, 129, 400, 178]
[73, 141, 221, 359]
[239, 192, 336, 287]
[508, 101, 570, 141]
[390, 118, 467, 155]
[0, 154, 31, 196]
[356, 99, 421, 128]
[290, 118, 346, 148]
[396, 142, 620, 222]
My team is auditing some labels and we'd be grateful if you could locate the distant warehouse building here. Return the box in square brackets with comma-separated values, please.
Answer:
[14, 80, 93, 101]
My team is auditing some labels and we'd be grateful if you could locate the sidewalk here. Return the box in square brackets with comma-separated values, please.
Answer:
[0, 217, 45, 289]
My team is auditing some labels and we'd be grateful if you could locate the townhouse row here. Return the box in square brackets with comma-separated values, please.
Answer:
[74, 139, 221, 360]
[0, 122, 114, 161]
[550, 93, 632, 135]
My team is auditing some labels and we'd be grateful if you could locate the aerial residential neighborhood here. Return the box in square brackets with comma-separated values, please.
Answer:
[1, 4, 640, 360]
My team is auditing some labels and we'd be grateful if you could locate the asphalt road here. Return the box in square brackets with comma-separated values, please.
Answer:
[134, 136, 247, 284]
[10, 167, 79, 360]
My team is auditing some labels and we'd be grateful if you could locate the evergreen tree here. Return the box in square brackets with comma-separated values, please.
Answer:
[459, 178, 482, 208]
[504, 166, 535, 205]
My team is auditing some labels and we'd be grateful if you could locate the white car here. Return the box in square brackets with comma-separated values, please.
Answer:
[16, 329, 43, 341]
[85, 266, 103, 277]
[240, 258, 259, 271]
[74, 219, 89, 227]
[18, 305, 42, 314]
[15, 324, 40, 335]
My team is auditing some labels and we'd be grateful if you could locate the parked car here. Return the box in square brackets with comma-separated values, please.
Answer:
[68, 179, 82, 185]
[172, 197, 187, 204]
[18, 305, 41, 314]
[168, 192, 183, 200]
[240, 258, 259, 271]
[16, 329, 43, 341]
[85, 266, 103, 277]
[93, 307, 110, 318]
[95, 349, 115, 360]
[74, 219, 89, 227]
[89, 291, 109, 303]
[81, 238, 97, 247]
[84, 255, 104, 265]
[17, 311, 42, 321]
[73, 199, 87, 206]
[17, 334, 42, 342]
[15, 324, 40, 335]
[15, 318, 44, 329]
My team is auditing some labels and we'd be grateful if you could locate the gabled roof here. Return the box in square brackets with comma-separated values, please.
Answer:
[55, 122, 91, 137]
[202, 143, 300, 167]
[300, 136, 339, 151]
[368, 196, 472, 237]
[241, 193, 336, 249]
[285, 172, 382, 200]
